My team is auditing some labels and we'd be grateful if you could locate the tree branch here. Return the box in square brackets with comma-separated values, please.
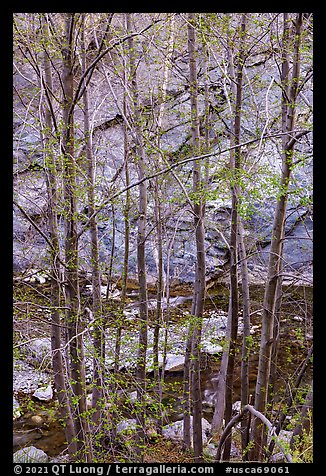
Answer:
[13, 199, 66, 269]
[71, 18, 163, 115]
[77, 128, 311, 239]
[215, 404, 293, 463]
[285, 129, 310, 150]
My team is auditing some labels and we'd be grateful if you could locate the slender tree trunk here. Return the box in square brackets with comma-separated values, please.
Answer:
[111, 86, 131, 442]
[81, 16, 104, 432]
[41, 13, 77, 458]
[153, 188, 163, 397]
[238, 220, 251, 457]
[126, 13, 148, 462]
[61, 13, 88, 459]
[210, 15, 246, 459]
[250, 13, 304, 461]
[106, 204, 116, 297]
[153, 15, 175, 432]
[183, 327, 193, 450]
[222, 14, 246, 461]
[186, 13, 206, 462]
[268, 258, 283, 409]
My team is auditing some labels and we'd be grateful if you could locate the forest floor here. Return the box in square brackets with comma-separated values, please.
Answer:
[13, 279, 313, 463]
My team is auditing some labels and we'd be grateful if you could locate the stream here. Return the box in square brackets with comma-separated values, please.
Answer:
[13, 282, 313, 459]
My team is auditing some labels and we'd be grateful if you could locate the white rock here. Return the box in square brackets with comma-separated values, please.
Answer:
[117, 418, 138, 434]
[267, 429, 293, 446]
[146, 352, 164, 372]
[123, 308, 139, 321]
[13, 359, 51, 394]
[13, 446, 49, 463]
[35, 274, 46, 284]
[201, 340, 223, 354]
[250, 325, 260, 334]
[86, 393, 93, 410]
[232, 400, 242, 412]
[33, 384, 53, 401]
[204, 442, 218, 458]
[23, 337, 52, 369]
[13, 396, 21, 420]
[162, 417, 211, 446]
[23, 269, 37, 283]
[293, 316, 303, 322]
[164, 354, 185, 372]
[202, 388, 215, 408]
[85, 284, 120, 299]
[126, 391, 138, 404]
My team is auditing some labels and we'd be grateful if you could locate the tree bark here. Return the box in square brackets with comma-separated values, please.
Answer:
[152, 16, 175, 432]
[210, 16, 246, 459]
[61, 13, 88, 459]
[187, 13, 205, 462]
[126, 13, 148, 462]
[41, 13, 77, 459]
[238, 220, 251, 458]
[250, 13, 304, 461]
[81, 15, 104, 431]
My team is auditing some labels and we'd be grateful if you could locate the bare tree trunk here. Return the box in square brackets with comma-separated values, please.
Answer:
[183, 325, 193, 450]
[186, 13, 205, 462]
[268, 257, 283, 410]
[238, 220, 251, 457]
[153, 187, 163, 409]
[111, 87, 131, 442]
[106, 204, 116, 297]
[81, 16, 104, 432]
[41, 13, 77, 458]
[152, 15, 176, 433]
[126, 13, 148, 462]
[222, 14, 247, 461]
[61, 13, 88, 459]
[210, 15, 246, 459]
[250, 13, 304, 461]
[211, 313, 230, 439]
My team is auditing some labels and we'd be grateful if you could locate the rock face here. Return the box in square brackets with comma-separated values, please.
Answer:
[13, 446, 49, 463]
[13, 15, 312, 287]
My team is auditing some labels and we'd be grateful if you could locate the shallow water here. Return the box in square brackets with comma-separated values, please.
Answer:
[13, 283, 313, 458]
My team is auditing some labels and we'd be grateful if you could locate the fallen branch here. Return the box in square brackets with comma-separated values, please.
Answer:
[215, 404, 293, 463]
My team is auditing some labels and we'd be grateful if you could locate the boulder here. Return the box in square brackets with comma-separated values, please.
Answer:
[13, 446, 49, 463]
[33, 384, 53, 401]
[13, 359, 51, 394]
[162, 416, 211, 446]
[232, 400, 242, 413]
[13, 396, 21, 420]
[164, 354, 185, 372]
[22, 338, 52, 370]
[30, 415, 44, 426]
[117, 419, 138, 434]
[204, 441, 241, 460]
